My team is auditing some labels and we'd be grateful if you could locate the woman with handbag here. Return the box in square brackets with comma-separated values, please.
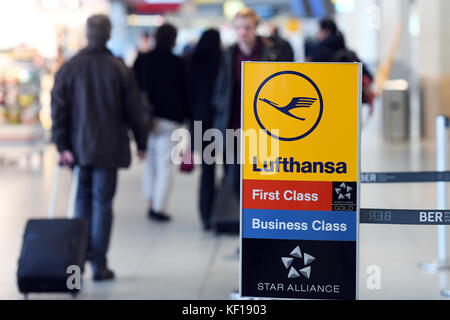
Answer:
[133, 24, 190, 222]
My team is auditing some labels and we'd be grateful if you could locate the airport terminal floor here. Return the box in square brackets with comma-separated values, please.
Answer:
[1, 115, 450, 300]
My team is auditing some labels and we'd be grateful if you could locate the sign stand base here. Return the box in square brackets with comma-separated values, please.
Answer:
[230, 290, 265, 300]
[440, 289, 450, 297]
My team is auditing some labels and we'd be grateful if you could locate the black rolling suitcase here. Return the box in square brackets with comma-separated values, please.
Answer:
[211, 177, 240, 235]
[17, 165, 88, 297]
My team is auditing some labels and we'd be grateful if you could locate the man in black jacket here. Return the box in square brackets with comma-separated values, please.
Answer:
[51, 15, 148, 281]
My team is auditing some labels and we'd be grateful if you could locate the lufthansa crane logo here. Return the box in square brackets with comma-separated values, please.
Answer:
[254, 71, 323, 141]
[258, 97, 318, 121]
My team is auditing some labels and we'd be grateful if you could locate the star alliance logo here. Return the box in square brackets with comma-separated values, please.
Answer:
[332, 181, 356, 211]
[281, 246, 316, 279]
[334, 182, 353, 200]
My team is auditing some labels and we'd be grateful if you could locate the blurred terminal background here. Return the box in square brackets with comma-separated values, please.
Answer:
[1, 0, 450, 300]
[1, 0, 450, 145]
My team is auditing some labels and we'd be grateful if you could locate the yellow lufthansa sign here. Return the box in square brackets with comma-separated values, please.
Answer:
[240, 62, 360, 300]
[242, 62, 361, 182]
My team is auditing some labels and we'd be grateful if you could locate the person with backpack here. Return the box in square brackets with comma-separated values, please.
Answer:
[307, 18, 375, 112]
[306, 18, 345, 63]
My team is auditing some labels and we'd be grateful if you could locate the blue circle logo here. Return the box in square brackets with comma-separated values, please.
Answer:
[253, 71, 323, 141]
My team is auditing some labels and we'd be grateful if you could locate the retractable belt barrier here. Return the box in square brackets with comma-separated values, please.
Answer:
[359, 171, 450, 224]
[360, 171, 450, 225]
[361, 171, 450, 183]
[360, 208, 450, 225]
[358, 116, 450, 296]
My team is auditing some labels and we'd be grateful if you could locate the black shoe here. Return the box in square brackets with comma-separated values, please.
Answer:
[85, 250, 93, 261]
[93, 267, 115, 282]
[148, 209, 171, 222]
[202, 222, 211, 231]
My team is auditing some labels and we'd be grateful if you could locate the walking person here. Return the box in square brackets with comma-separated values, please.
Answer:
[186, 29, 222, 230]
[306, 18, 375, 112]
[133, 24, 190, 222]
[268, 25, 295, 62]
[51, 15, 148, 281]
[305, 18, 345, 62]
[212, 7, 294, 197]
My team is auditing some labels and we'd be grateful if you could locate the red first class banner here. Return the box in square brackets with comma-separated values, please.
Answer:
[242, 179, 332, 211]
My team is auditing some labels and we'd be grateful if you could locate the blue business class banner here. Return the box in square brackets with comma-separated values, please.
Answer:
[242, 209, 357, 241]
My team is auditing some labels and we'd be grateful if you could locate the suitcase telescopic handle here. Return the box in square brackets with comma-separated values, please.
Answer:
[48, 164, 79, 219]
[67, 166, 79, 219]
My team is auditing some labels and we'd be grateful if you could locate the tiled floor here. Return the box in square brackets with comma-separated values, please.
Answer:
[1, 111, 450, 300]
